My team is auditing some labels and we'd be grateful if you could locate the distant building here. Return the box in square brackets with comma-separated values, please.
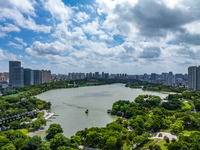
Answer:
[0, 72, 9, 82]
[169, 71, 173, 77]
[104, 73, 109, 79]
[9, 61, 24, 87]
[94, 72, 100, 78]
[42, 70, 51, 83]
[68, 72, 85, 80]
[24, 68, 34, 85]
[165, 76, 175, 86]
[33, 70, 42, 84]
[188, 66, 198, 90]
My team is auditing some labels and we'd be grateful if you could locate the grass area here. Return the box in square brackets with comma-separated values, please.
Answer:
[18, 129, 29, 135]
[156, 140, 168, 150]
[7, 94, 18, 97]
[182, 102, 191, 110]
[134, 139, 160, 150]
[182, 130, 200, 135]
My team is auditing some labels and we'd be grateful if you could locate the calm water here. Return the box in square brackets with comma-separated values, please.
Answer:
[36, 84, 167, 138]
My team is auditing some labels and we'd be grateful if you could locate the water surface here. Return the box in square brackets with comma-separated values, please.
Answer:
[36, 84, 167, 138]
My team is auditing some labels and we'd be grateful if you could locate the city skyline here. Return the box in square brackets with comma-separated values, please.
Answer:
[1, 0, 200, 74]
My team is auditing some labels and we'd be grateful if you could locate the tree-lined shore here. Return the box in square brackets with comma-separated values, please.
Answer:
[1, 79, 199, 150]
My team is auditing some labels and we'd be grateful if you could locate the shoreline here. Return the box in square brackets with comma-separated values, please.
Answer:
[27, 110, 55, 137]
[161, 91, 177, 94]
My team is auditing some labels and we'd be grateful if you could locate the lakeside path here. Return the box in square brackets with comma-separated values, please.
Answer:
[27, 110, 54, 137]
[150, 132, 178, 140]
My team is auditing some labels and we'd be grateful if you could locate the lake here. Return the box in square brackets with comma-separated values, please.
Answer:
[36, 84, 167, 138]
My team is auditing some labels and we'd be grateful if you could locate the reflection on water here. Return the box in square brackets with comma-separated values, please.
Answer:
[36, 84, 167, 138]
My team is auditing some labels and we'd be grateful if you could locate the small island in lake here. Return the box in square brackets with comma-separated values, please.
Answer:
[85, 109, 89, 114]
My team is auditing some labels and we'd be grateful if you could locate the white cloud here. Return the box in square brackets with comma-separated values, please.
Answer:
[0, 1, 52, 33]
[75, 12, 90, 23]
[0, 32, 7, 37]
[0, 0, 36, 16]
[8, 42, 23, 49]
[82, 19, 104, 35]
[0, 23, 20, 32]
[0, 49, 18, 61]
[15, 37, 27, 46]
[52, 22, 86, 44]
[183, 20, 200, 35]
[25, 41, 72, 57]
[42, 0, 72, 22]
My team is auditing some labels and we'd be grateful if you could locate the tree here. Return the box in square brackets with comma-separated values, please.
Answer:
[168, 141, 189, 150]
[1, 143, 16, 150]
[23, 136, 42, 150]
[164, 136, 169, 143]
[50, 133, 70, 150]
[40, 141, 51, 150]
[134, 126, 144, 135]
[9, 121, 20, 130]
[31, 117, 46, 130]
[0, 136, 11, 148]
[46, 124, 63, 140]
[70, 135, 81, 148]
[37, 111, 45, 118]
[85, 131, 102, 147]
[153, 145, 162, 150]
[57, 146, 74, 150]
[107, 122, 123, 132]
[106, 136, 117, 150]
[170, 121, 184, 134]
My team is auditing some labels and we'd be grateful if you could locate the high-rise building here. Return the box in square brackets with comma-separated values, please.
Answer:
[94, 72, 100, 78]
[169, 72, 173, 77]
[102, 72, 105, 79]
[188, 66, 197, 90]
[9, 61, 24, 87]
[104, 73, 109, 79]
[24, 68, 34, 85]
[33, 70, 42, 84]
[165, 76, 175, 86]
[42, 70, 51, 83]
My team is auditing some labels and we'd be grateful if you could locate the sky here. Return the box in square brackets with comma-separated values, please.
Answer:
[0, 0, 200, 74]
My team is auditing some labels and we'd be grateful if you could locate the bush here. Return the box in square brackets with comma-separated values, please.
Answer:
[164, 136, 169, 143]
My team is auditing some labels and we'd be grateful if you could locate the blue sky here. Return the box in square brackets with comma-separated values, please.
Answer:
[0, 0, 200, 74]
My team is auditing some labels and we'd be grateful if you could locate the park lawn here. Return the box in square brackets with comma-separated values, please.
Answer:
[136, 139, 160, 150]
[8, 94, 18, 97]
[182, 130, 200, 135]
[18, 129, 29, 135]
[182, 102, 191, 110]
[156, 140, 168, 150]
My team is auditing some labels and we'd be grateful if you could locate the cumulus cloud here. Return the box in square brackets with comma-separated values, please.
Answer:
[0, 23, 20, 32]
[0, 0, 52, 33]
[15, 37, 27, 47]
[25, 41, 72, 56]
[139, 47, 161, 59]
[75, 12, 90, 23]
[0, 49, 18, 61]
[7, 42, 23, 49]
[0, 0, 36, 16]
[42, 0, 72, 22]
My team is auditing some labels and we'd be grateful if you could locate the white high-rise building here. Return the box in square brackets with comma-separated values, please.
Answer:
[42, 70, 51, 83]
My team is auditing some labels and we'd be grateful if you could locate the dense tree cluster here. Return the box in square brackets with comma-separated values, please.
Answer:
[142, 84, 187, 93]
[0, 96, 50, 119]
[75, 121, 150, 150]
